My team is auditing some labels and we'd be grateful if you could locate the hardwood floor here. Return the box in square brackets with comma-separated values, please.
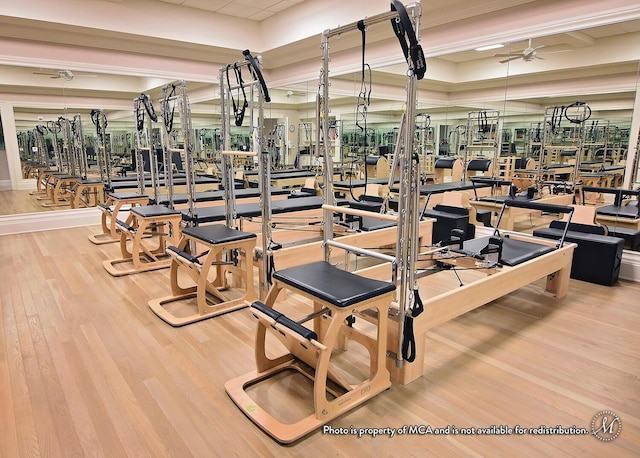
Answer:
[1, 226, 638, 456]
[0, 189, 63, 216]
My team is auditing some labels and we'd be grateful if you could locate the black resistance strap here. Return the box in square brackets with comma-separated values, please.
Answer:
[390, 0, 426, 80]
[401, 288, 424, 362]
[226, 63, 248, 127]
[243, 49, 271, 103]
[161, 84, 177, 133]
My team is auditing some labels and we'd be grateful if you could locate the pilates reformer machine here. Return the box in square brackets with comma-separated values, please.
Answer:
[102, 84, 196, 276]
[88, 94, 157, 245]
[148, 52, 271, 325]
[225, 1, 578, 444]
[225, 0, 429, 442]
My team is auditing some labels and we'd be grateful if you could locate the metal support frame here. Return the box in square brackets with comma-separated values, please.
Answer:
[60, 117, 74, 176]
[92, 109, 112, 189]
[33, 125, 48, 166]
[541, 103, 590, 188]
[319, 1, 423, 368]
[219, 54, 270, 293]
[133, 94, 159, 199]
[47, 120, 63, 172]
[464, 110, 500, 180]
[159, 80, 196, 215]
[72, 114, 88, 180]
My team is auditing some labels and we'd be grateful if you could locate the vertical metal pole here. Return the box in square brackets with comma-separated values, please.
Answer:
[394, 1, 422, 369]
[160, 84, 175, 209]
[255, 56, 273, 295]
[220, 66, 237, 228]
[321, 32, 333, 262]
[177, 81, 196, 222]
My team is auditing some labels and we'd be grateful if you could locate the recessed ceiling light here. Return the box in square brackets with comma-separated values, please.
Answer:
[475, 44, 504, 51]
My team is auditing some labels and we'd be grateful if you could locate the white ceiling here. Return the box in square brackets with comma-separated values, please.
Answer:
[154, 0, 308, 21]
[1, 0, 639, 129]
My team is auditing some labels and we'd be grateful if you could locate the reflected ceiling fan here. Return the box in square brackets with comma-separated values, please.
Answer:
[32, 69, 97, 81]
[494, 39, 560, 63]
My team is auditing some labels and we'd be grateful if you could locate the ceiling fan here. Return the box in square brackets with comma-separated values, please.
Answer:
[32, 69, 97, 81]
[494, 39, 546, 63]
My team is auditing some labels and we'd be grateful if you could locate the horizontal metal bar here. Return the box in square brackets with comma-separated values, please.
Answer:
[324, 10, 399, 39]
[221, 150, 257, 157]
[322, 204, 398, 222]
[325, 239, 396, 264]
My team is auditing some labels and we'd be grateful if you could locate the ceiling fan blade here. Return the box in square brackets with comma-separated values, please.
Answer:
[499, 56, 521, 63]
[32, 71, 57, 76]
[534, 56, 546, 60]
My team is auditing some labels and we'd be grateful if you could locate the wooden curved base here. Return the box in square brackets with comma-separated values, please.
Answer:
[225, 277, 393, 444]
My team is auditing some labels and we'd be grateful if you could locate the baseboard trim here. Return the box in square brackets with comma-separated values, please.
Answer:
[0, 208, 101, 236]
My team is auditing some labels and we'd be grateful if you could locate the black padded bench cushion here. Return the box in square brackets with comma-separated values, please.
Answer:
[181, 203, 262, 223]
[596, 205, 640, 219]
[251, 301, 318, 341]
[607, 226, 640, 251]
[273, 261, 395, 308]
[532, 227, 623, 285]
[456, 236, 554, 266]
[273, 196, 324, 213]
[150, 187, 290, 205]
[478, 195, 533, 204]
[131, 204, 182, 218]
[106, 192, 148, 200]
[182, 224, 256, 244]
[549, 220, 606, 235]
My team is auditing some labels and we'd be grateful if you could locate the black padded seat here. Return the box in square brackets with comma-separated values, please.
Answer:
[181, 202, 261, 223]
[77, 178, 104, 184]
[151, 188, 290, 205]
[273, 196, 323, 213]
[131, 204, 181, 218]
[478, 195, 533, 204]
[106, 191, 148, 200]
[289, 188, 317, 198]
[273, 261, 396, 308]
[360, 219, 396, 231]
[182, 224, 256, 244]
[457, 236, 554, 267]
[606, 226, 640, 251]
[596, 205, 639, 218]
[151, 191, 221, 205]
[434, 157, 458, 169]
[467, 158, 492, 172]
